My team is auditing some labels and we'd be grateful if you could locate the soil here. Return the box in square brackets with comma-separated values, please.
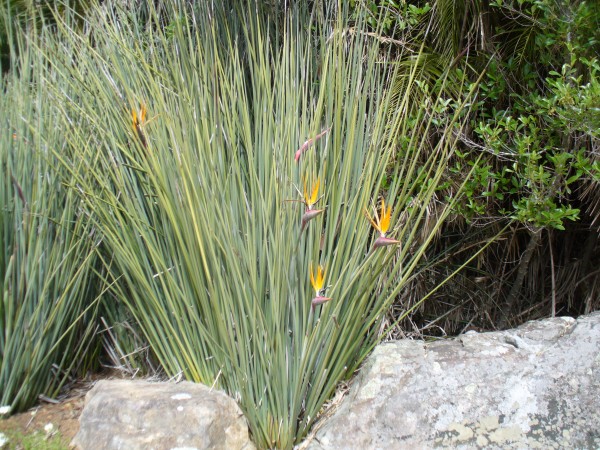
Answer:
[0, 375, 114, 449]
[0, 396, 84, 445]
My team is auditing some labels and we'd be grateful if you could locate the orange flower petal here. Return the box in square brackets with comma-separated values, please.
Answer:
[131, 109, 138, 130]
[131, 104, 147, 131]
[310, 263, 325, 293]
[380, 199, 391, 234]
[317, 265, 325, 290]
[304, 177, 320, 208]
[309, 178, 320, 207]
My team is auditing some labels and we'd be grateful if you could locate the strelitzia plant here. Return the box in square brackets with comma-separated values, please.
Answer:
[46, 1, 483, 448]
[365, 198, 400, 249]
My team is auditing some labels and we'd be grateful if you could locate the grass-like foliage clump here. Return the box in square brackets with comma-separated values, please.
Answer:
[2, 1, 481, 447]
[0, 23, 100, 411]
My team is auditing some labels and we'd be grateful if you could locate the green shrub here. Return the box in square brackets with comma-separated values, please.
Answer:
[352, 0, 600, 330]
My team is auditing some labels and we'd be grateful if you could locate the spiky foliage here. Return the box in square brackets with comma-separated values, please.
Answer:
[0, 24, 100, 411]
[14, 1, 482, 447]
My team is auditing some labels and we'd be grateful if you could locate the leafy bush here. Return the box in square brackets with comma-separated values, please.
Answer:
[350, 0, 600, 332]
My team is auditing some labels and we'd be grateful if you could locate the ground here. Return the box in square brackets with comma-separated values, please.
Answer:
[0, 397, 83, 449]
[0, 377, 102, 450]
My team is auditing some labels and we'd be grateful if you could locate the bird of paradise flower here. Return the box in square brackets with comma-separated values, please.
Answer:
[365, 198, 400, 249]
[286, 176, 325, 235]
[131, 103, 149, 148]
[309, 262, 331, 311]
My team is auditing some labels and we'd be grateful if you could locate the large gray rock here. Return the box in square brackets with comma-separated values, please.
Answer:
[307, 313, 600, 450]
[72, 379, 255, 450]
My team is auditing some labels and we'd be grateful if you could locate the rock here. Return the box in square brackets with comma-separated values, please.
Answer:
[0, 432, 8, 450]
[306, 313, 600, 450]
[72, 379, 255, 450]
